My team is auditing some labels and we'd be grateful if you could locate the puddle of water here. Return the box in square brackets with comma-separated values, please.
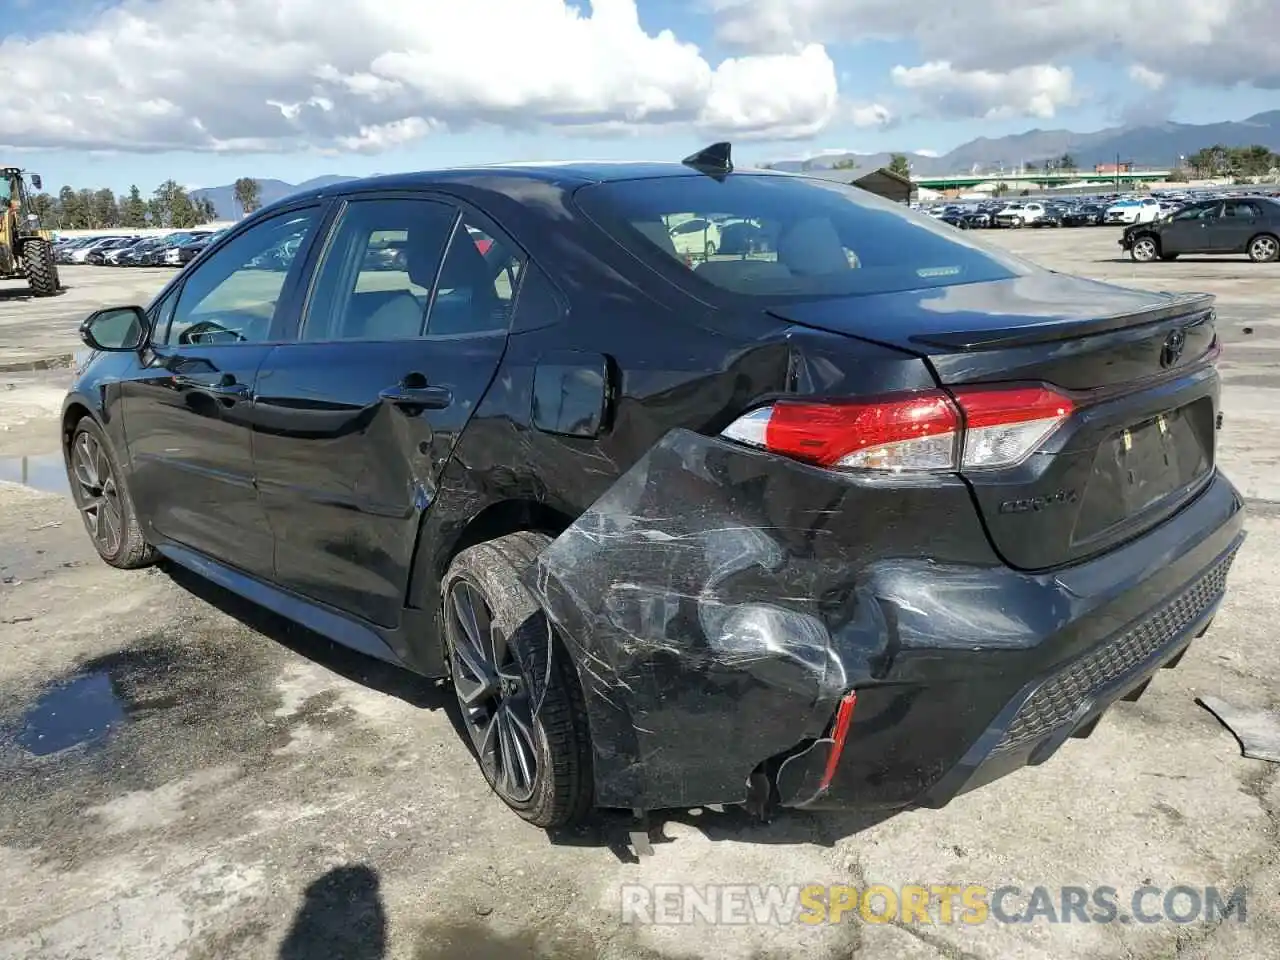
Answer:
[17, 672, 126, 756]
[0, 453, 69, 495]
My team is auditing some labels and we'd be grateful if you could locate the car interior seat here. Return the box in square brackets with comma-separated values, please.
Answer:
[777, 217, 852, 276]
[360, 228, 440, 340]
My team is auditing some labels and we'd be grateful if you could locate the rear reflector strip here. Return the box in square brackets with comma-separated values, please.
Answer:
[819, 691, 858, 792]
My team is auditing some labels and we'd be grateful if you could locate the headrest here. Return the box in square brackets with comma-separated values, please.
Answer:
[406, 228, 448, 288]
[432, 228, 491, 291]
[777, 217, 850, 275]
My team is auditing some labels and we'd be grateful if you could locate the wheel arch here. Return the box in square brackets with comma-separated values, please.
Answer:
[441, 498, 576, 583]
[402, 494, 578, 675]
[61, 398, 95, 451]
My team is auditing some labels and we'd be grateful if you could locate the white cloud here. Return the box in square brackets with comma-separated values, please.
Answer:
[1128, 65, 1167, 91]
[848, 103, 894, 127]
[707, 0, 1280, 89]
[913, 149, 940, 158]
[0, 0, 841, 152]
[891, 62, 1076, 120]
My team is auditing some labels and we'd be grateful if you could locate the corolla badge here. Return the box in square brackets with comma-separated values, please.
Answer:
[1160, 328, 1187, 368]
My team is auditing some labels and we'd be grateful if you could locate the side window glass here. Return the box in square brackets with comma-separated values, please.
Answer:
[149, 285, 179, 335]
[301, 198, 457, 342]
[427, 215, 525, 336]
[168, 209, 318, 346]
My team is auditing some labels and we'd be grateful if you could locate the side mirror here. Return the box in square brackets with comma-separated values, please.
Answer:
[30, 175, 42, 190]
[79, 306, 149, 352]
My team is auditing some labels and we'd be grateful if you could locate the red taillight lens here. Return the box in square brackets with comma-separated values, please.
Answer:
[721, 385, 1074, 473]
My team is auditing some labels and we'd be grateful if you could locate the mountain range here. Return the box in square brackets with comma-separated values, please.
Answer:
[189, 111, 1280, 217]
[765, 110, 1280, 176]
[190, 175, 358, 220]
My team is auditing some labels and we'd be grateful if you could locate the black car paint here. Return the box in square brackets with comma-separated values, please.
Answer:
[64, 164, 1244, 816]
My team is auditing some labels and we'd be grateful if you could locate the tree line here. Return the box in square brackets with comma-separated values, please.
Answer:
[27, 176, 265, 230]
[761, 144, 1280, 182]
[1176, 144, 1279, 181]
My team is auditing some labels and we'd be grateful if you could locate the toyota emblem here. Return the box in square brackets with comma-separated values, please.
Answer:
[1161, 328, 1187, 368]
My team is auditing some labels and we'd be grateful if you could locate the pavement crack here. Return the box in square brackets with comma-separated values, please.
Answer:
[884, 919, 974, 959]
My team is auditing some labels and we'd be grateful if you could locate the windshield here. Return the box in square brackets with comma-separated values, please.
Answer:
[575, 173, 1030, 301]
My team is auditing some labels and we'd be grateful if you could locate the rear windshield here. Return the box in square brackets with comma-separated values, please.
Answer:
[575, 173, 1031, 301]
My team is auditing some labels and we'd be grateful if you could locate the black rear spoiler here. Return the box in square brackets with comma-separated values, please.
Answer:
[908, 293, 1216, 351]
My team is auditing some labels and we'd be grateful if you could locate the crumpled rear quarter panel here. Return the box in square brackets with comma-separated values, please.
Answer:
[527, 427, 1008, 810]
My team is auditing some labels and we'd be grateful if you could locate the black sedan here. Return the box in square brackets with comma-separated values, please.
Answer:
[1121, 197, 1280, 262]
[63, 150, 1243, 831]
[1062, 204, 1107, 226]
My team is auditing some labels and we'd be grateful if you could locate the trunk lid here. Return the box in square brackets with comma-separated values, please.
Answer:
[769, 273, 1220, 570]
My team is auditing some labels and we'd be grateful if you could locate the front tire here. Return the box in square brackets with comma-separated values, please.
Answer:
[1248, 234, 1279, 263]
[24, 239, 59, 297]
[1130, 235, 1159, 262]
[442, 531, 593, 828]
[66, 418, 156, 569]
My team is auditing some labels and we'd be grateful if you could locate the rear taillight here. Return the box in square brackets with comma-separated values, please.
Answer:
[720, 385, 1073, 473]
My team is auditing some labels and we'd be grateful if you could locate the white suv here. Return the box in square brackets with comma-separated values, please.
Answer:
[1105, 198, 1160, 225]
[995, 202, 1045, 228]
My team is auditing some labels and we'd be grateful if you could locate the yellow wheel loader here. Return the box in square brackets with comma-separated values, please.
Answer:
[0, 167, 59, 296]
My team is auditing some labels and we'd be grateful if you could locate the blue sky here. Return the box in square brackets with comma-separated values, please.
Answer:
[6, 0, 1278, 193]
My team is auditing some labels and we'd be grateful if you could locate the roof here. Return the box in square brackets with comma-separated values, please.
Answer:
[281, 160, 823, 206]
[798, 166, 914, 188]
[860, 167, 913, 188]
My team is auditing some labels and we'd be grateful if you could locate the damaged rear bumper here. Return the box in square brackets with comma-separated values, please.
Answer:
[527, 429, 1245, 814]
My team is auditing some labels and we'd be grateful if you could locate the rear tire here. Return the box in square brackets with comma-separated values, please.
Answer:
[24, 239, 59, 296]
[442, 531, 593, 828]
[1248, 234, 1279, 263]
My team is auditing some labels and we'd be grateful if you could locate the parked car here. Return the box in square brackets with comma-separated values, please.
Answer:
[1062, 204, 1107, 227]
[55, 237, 98, 263]
[86, 237, 140, 265]
[115, 237, 168, 266]
[63, 152, 1243, 831]
[103, 237, 152, 265]
[1030, 203, 1067, 228]
[1121, 197, 1280, 262]
[167, 230, 225, 267]
[139, 231, 213, 266]
[1105, 197, 1161, 225]
[69, 236, 129, 264]
[668, 216, 721, 257]
[994, 202, 1046, 227]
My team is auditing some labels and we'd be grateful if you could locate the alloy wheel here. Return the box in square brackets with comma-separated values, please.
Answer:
[1250, 236, 1278, 262]
[71, 431, 124, 556]
[446, 579, 539, 803]
[1133, 238, 1157, 262]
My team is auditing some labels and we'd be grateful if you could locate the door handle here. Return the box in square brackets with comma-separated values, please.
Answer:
[174, 373, 251, 399]
[379, 374, 452, 410]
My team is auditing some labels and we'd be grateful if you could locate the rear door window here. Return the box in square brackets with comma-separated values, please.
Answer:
[300, 197, 458, 342]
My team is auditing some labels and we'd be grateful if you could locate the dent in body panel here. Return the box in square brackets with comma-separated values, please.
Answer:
[527, 427, 1010, 809]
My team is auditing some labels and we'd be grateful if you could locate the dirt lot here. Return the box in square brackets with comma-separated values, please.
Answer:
[1, 244, 1277, 960]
